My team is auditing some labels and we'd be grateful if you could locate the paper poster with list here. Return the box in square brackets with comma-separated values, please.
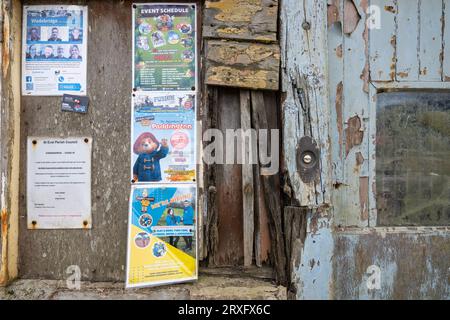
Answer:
[132, 3, 197, 91]
[27, 137, 92, 229]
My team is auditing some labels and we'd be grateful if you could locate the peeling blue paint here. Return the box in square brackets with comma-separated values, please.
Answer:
[296, 214, 334, 300]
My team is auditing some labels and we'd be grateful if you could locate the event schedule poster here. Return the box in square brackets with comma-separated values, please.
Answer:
[126, 184, 197, 288]
[133, 3, 196, 91]
[131, 92, 196, 183]
[27, 137, 92, 229]
[22, 5, 88, 96]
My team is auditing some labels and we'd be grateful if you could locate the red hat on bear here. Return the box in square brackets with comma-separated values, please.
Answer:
[133, 132, 158, 154]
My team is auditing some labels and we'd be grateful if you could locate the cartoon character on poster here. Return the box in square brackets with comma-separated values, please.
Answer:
[133, 132, 169, 183]
[138, 21, 151, 34]
[181, 50, 194, 63]
[156, 14, 174, 31]
[178, 23, 192, 34]
[151, 31, 165, 48]
[137, 36, 150, 51]
[168, 31, 180, 44]
[136, 188, 152, 213]
[181, 36, 193, 48]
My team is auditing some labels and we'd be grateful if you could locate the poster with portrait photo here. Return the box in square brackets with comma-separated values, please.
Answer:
[22, 5, 87, 96]
[126, 184, 197, 288]
[132, 3, 197, 91]
[131, 91, 196, 184]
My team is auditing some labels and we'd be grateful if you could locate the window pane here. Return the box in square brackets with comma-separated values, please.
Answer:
[376, 91, 450, 226]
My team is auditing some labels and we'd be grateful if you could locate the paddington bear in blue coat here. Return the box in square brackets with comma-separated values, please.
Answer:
[133, 132, 169, 182]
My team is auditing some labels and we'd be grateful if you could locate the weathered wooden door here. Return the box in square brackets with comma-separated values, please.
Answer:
[280, 0, 450, 299]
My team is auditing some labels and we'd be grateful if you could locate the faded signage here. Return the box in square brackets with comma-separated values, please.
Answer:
[131, 92, 196, 183]
[132, 3, 197, 91]
[126, 184, 197, 288]
[22, 5, 88, 96]
[27, 137, 92, 229]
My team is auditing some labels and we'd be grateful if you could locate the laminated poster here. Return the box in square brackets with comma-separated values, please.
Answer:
[126, 184, 197, 287]
[131, 91, 196, 183]
[22, 5, 88, 96]
[133, 3, 196, 91]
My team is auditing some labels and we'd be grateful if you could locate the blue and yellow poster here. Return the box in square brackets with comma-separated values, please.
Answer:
[126, 184, 197, 288]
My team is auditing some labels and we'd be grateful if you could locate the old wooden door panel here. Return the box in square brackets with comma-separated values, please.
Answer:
[418, 0, 443, 81]
[396, 0, 420, 81]
[331, 0, 450, 227]
[19, 0, 131, 281]
[332, 230, 450, 299]
[371, 0, 448, 82]
[292, 0, 450, 299]
[369, 0, 396, 82]
[327, 0, 370, 227]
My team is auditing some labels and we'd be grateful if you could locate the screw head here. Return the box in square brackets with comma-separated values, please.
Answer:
[302, 21, 311, 30]
[303, 154, 313, 164]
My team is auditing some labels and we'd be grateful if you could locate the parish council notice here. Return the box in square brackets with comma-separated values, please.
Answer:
[27, 137, 92, 229]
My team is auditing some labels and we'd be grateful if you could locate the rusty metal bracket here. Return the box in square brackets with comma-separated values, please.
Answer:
[296, 136, 320, 183]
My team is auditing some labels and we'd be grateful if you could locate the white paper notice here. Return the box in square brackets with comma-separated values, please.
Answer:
[22, 5, 88, 96]
[27, 137, 92, 229]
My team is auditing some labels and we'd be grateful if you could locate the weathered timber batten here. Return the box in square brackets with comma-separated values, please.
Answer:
[280, 0, 331, 207]
[205, 41, 280, 90]
[203, 0, 280, 90]
[203, 0, 278, 42]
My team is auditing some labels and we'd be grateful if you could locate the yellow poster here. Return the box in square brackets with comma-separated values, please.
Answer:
[126, 184, 197, 288]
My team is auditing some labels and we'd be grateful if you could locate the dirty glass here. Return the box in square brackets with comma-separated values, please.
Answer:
[376, 91, 450, 226]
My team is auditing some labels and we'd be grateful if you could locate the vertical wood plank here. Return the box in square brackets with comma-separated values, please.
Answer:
[280, 0, 331, 207]
[335, 0, 370, 227]
[418, 0, 443, 81]
[328, 0, 344, 184]
[251, 90, 286, 284]
[253, 92, 275, 267]
[253, 163, 263, 267]
[215, 88, 244, 265]
[396, 0, 420, 81]
[240, 90, 254, 267]
[444, 0, 450, 80]
[369, 0, 397, 81]
[254, 169, 271, 266]
[0, 0, 21, 285]
[205, 87, 220, 265]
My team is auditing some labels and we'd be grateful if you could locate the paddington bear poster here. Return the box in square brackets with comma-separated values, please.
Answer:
[131, 91, 196, 183]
